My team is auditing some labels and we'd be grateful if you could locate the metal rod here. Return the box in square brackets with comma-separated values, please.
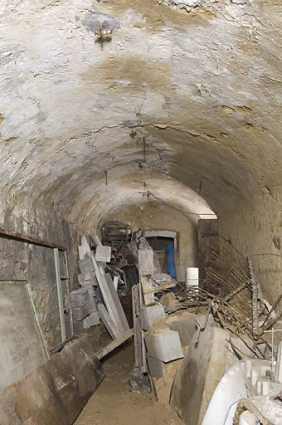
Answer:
[272, 327, 275, 378]
[0, 226, 66, 251]
[248, 258, 259, 339]
[54, 248, 66, 342]
[63, 251, 74, 337]
[26, 282, 50, 359]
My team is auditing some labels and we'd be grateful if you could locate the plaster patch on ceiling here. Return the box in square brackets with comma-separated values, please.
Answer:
[158, 0, 250, 12]
[158, 0, 216, 11]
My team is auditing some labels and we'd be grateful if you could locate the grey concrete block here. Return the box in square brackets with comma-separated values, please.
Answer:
[145, 328, 183, 363]
[147, 355, 165, 380]
[70, 288, 89, 308]
[78, 271, 97, 287]
[138, 249, 155, 276]
[72, 301, 90, 321]
[95, 245, 111, 263]
[83, 312, 100, 328]
[73, 320, 84, 335]
[85, 286, 97, 313]
[140, 304, 166, 331]
[165, 312, 207, 346]
[79, 258, 94, 273]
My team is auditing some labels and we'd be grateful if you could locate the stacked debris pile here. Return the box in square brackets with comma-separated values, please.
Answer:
[67, 229, 282, 424]
[67, 235, 131, 342]
[166, 242, 282, 425]
[173, 244, 282, 361]
[130, 235, 182, 393]
[68, 226, 178, 343]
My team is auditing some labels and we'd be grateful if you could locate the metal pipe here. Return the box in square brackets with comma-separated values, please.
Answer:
[0, 226, 66, 251]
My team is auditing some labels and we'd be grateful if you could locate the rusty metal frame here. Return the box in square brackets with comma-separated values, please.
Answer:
[0, 226, 66, 251]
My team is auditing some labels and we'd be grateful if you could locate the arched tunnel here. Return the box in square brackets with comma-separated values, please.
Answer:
[0, 0, 282, 424]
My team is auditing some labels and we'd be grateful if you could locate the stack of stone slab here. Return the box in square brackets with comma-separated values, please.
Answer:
[70, 286, 100, 335]
[139, 303, 184, 382]
[78, 256, 98, 288]
[75, 236, 130, 339]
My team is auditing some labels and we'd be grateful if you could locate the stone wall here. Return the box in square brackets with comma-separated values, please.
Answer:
[105, 201, 197, 282]
[219, 189, 282, 305]
[0, 209, 79, 349]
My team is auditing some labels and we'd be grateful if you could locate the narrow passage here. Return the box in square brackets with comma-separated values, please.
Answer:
[75, 341, 184, 425]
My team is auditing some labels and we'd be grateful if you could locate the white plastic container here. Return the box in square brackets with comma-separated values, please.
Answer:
[185, 267, 199, 288]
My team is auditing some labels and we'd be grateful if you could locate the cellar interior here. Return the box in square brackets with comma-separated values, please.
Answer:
[0, 0, 281, 424]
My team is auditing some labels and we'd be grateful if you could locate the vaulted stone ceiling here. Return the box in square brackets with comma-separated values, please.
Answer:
[0, 0, 281, 230]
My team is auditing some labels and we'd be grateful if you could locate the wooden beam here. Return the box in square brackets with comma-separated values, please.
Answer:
[0, 226, 67, 251]
[96, 329, 134, 360]
[141, 276, 155, 306]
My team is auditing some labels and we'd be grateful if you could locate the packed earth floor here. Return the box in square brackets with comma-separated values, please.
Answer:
[74, 341, 183, 425]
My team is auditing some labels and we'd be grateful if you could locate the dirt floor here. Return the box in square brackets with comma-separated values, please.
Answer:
[74, 341, 184, 425]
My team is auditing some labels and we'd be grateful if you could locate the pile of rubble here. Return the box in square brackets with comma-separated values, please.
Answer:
[67, 227, 282, 425]
[68, 235, 131, 341]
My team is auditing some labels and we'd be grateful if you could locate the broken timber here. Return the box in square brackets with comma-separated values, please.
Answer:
[78, 237, 130, 338]
[96, 329, 134, 360]
[141, 276, 155, 306]
[0, 335, 104, 425]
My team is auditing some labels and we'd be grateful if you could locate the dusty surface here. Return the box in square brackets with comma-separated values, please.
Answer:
[0, 334, 104, 425]
[0, 0, 282, 323]
[106, 201, 197, 281]
[74, 341, 184, 425]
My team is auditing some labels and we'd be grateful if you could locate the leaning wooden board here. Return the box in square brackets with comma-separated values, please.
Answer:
[96, 329, 134, 360]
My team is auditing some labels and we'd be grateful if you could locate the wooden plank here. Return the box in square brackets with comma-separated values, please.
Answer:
[113, 275, 119, 291]
[97, 304, 120, 339]
[80, 237, 129, 335]
[96, 328, 133, 360]
[0, 334, 104, 425]
[141, 276, 155, 306]
[91, 253, 128, 333]
[0, 226, 66, 251]
[105, 273, 129, 332]
[54, 248, 66, 342]
[99, 274, 122, 332]
[79, 236, 92, 260]
[143, 282, 175, 294]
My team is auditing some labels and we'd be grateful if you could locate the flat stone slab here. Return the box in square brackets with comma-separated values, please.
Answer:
[83, 312, 100, 328]
[70, 288, 89, 308]
[170, 315, 230, 425]
[72, 301, 91, 321]
[140, 304, 166, 331]
[95, 246, 111, 263]
[138, 249, 155, 276]
[147, 355, 166, 380]
[78, 258, 94, 274]
[0, 334, 104, 425]
[165, 312, 207, 346]
[145, 328, 183, 363]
